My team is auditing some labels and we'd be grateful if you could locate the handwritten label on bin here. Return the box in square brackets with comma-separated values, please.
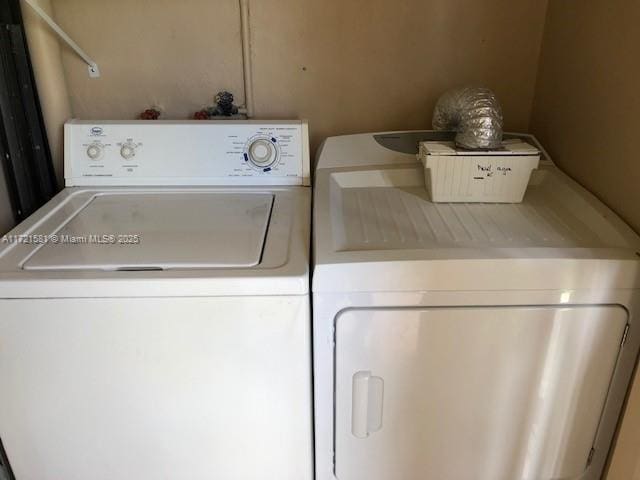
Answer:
[474, 164, 513, 179]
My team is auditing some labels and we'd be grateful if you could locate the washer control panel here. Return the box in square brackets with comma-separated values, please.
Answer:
[65, 120, 310, 186]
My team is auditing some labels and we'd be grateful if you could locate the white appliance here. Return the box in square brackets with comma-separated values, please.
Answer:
[312, 130, 640, 480]
[0, 120, 313, 480]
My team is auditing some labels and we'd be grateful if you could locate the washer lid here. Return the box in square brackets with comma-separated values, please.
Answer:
[22, 192, 274, 271]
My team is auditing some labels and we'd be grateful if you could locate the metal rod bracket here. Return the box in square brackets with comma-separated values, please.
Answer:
[22, 0, 100, 78]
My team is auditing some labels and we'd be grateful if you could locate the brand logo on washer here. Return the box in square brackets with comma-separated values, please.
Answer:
[90, 127, 103, 136]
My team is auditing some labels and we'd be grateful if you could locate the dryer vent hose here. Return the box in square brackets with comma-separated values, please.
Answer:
[432, 86, 504, 150]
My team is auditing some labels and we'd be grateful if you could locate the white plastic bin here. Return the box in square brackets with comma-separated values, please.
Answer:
[418, 139, 540, 203]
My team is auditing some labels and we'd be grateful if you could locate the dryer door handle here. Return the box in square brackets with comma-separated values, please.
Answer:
[351, 370, 384, 438]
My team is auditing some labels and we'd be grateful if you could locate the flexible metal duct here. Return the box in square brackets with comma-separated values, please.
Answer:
[432, 86, 503, 150]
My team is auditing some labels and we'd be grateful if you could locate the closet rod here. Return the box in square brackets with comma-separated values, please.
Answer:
[22, 0, 100, 77]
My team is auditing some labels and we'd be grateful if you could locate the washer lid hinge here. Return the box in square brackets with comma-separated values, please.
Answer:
[621, 324, 630, 347]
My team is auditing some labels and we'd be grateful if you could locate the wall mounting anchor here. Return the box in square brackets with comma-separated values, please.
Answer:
[22, 0, 100, 78]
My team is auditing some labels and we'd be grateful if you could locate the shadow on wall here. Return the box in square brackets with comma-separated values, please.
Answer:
[529, 0, 640, 235]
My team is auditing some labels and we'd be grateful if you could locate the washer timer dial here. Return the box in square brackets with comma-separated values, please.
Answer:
[245, 137, 278, 170]
[120, 143, 137, 159]
[86, 143, 103, 160]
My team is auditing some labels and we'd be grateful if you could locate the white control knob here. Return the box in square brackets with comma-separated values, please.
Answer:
[247, 139, 277, 167]
[86, 144, 102, 160]
[120, 144, 136, 159]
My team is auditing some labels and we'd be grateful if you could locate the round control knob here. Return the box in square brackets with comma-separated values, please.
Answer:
[247, 139, 277, 167]
[120, 144, 136, 160]
[86, 144, 102, 160]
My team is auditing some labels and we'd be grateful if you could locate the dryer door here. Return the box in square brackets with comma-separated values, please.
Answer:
[335, 306, 627, 480]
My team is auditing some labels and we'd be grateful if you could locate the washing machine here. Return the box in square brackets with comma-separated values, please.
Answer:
[312, 130, 640, 480]
[0, 120, 313, 480]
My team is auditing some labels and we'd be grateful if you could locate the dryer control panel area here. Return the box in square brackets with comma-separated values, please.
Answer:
[65, 120, 310, 186]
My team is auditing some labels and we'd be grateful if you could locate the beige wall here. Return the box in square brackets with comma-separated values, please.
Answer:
[250, 0, 548, 151]
[530, 0, 640, 233]
[530, 1, 640, 478]
[22, 0, 72, 187]
[51, 0, 245, 121]
[45, 0, 548, 153]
